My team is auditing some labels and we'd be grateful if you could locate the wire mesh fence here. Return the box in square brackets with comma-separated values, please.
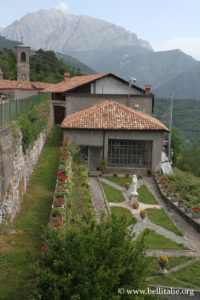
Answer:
[0, 93, 51, 128]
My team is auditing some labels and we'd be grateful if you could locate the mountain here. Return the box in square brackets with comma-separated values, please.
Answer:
[1, 9, 200, 99]
[85, 48, 199, 89]
[0, 35, 95, 75]
[56, 53, 95, 75]
[0, 35, 20, 51]
[154, 66, 200, 99]
[1, 9, 153, 53]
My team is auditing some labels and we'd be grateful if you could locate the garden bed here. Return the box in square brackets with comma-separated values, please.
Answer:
[155, 174, 200, 233]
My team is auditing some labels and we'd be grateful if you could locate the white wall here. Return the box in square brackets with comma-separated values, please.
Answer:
[91, 77, 142, 95]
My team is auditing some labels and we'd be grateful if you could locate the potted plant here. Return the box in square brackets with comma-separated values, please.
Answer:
[191, 207, 200, 219]
[184, 203, 192, 214]
[178, 199, 185, 208]
[159, 255, 168, 274]
[125, 182, 130, 190]
[53, 197, 65, 208]
[50, 208, 63, 225]
[132, 201, 139, 209]
[140, 209, 146, 220]
[100, 159, 107, 173]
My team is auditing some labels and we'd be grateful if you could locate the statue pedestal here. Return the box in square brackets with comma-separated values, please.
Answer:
[129, 193, 138, 206]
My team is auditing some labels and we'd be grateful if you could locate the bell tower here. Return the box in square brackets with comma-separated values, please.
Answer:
[15, 45, 30, 81]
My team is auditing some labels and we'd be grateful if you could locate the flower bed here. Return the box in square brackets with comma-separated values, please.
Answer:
[50, 138, 73, 227]
[156, 169, 200, 215]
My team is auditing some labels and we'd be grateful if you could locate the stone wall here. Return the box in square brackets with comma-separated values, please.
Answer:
[0, 106, 54, 223]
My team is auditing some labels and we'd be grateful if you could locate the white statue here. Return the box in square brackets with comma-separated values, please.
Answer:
[128, 174, 138, 196]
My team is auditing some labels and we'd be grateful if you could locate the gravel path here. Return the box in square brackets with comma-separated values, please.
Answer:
[89, 177, 109, 221]
[103, 177, 189, 247]
[147, 249, 200, 257]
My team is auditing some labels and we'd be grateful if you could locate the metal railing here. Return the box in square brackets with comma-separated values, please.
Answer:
[0, 93, 51, 129]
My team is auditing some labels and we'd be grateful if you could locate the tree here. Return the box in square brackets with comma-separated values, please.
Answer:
[171, 127, 183, 165]
[34, 218, 148, 299]
[177, 145, 200, 177]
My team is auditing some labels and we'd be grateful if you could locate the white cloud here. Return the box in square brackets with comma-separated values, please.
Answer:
[55, 2, 68, 12]
[154, 38, 200, 61]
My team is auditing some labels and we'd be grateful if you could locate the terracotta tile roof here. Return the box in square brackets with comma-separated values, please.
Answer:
[0, 80, 52, 90]
[61, 100, 169, 131]
[42, 73, 110, 93]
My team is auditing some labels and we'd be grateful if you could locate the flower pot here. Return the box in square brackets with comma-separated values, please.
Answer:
[178, 200, 184, 208]
[132, 201, 139, 209]
[191, 208, 200, 219]
[184, 206, 191, 214]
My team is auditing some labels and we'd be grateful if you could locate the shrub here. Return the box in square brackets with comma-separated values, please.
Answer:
[18, 102, 50, 152]
[34, 218, 147, 299]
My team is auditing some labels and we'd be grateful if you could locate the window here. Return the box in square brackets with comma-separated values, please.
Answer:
[21, 52, 26, 62]
[80, 146, 89, 165]
[108, 139, 152, 168]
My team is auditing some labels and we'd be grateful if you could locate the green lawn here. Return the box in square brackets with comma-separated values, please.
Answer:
[111, 207, 136, 226]
[146, 208, 183, 236]
[104, 176, 131, 187]
[147, 259, 200, 290]
[138, 185, 158, 204]
[137, 229, 187, 250]
[146, 256, 192, 277]
[0, 127, 62, 300]
[101, 182, 125, 202]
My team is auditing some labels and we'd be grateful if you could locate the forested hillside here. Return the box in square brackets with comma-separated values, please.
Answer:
[154, 98, 200, 146]
[0, 48, 81, 82]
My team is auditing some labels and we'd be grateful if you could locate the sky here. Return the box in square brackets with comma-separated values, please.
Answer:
[0, 0, 200, 60]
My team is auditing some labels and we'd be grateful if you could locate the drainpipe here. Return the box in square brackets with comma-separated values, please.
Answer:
[103, 130, 105, 159]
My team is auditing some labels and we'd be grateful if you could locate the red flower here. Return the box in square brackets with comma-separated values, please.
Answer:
[60, 154, 68, 161]
[54, 197, 65, 206]
[192, 207, 200, 212]
[39, 244, 48, 253]
[160, 179, 168, 185]
[53, 216, 62, 227]
[56, 172, 68, 182]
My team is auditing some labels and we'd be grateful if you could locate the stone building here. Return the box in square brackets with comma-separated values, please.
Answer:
[43, 73, 154, 124]
[0, 45, 52, 99]
[61, 100, 169, 174]
[43, 72, 168, 174]
[16, 45, 30, 81]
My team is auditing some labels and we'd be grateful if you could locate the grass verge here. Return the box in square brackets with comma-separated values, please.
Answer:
[0, 127, 62, 300]
[138, 185, 158, 204]
[101, 182, 125, 202]
[104, 176, 131, 187]
[137, 229, 187, 250]
[111, 207, 136, 226]
[147, 259, 200, 290]
[146, 208, 183, 236]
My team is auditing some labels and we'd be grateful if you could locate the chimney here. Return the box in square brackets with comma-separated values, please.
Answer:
[0, 67, 3, 80]
[144, 84, 151, 96]
[64, 72, 70, 82]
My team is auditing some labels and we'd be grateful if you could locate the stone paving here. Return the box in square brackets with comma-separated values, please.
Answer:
[100, 177, 189, 247]
[89, 177, 109, 222]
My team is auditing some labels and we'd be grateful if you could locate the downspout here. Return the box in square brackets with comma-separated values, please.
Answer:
[103, 130, 105, 159]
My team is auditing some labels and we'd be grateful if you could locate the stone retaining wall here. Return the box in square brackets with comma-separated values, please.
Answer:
[0, 106, 54, 223]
